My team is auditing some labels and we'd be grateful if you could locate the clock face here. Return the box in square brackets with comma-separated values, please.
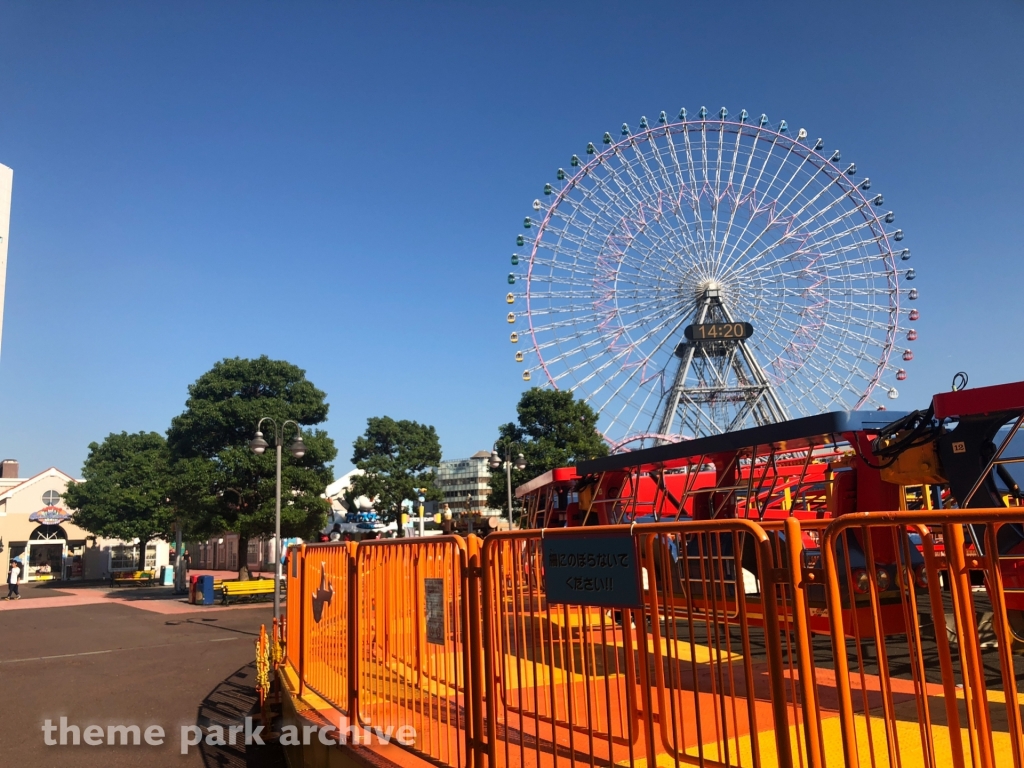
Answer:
[684, 322, 755, 342]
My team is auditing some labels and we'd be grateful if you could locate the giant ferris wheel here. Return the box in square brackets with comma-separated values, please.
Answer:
[505, 107, 918, 450]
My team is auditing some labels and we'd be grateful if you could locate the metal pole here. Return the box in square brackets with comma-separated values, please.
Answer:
[506, 451, 514, 527]
[274, 437, 282, 623]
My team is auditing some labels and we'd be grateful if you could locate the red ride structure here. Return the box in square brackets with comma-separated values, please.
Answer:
[514, 379, 1024, 638]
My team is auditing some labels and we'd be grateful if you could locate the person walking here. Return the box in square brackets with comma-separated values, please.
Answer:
[6, 560, 21, 600]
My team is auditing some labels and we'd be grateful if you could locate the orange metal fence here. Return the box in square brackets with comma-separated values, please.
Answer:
[281, 510, 1024, 768]
[353, 535, 479, 768]
[286, 543, 303, 672]
[481, 521, 794, 768]
[300, 541, 355, 713]
[816, 510, 1024, 768]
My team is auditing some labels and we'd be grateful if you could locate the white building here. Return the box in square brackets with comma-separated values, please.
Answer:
[437, 451, 499, 516]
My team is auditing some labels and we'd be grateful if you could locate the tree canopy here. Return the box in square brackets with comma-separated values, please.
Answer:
[63, 431, 176, 571]
[346, 416, 442, 524]
[167, 356, 336, 575]
[487, 388, 609, 516]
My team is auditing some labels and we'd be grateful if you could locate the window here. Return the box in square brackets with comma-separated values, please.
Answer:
[42, 490, 61, 506]
[110, 545, 136, 571]
[110, 543, 157, 571]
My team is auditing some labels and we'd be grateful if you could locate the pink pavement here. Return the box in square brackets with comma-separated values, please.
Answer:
[0, 569, 284, 614]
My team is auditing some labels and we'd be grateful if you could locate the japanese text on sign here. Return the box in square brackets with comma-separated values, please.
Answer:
[424, 578, 445, 645]
[541, 535, 642, 608]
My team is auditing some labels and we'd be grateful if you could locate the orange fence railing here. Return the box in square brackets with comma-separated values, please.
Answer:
[281, 510, 1024, 768]
[354, 535, 478, 768]
[480, 521, 794, 768]
[301, 541, 354, 713]
[817, 510, 1024, 768]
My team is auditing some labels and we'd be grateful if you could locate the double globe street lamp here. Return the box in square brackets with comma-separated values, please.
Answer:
[249, 418, 306, 623]
[489, 445, 526, 528]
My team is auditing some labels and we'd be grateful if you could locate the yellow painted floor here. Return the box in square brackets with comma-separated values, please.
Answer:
[618, 713, 1021, 768]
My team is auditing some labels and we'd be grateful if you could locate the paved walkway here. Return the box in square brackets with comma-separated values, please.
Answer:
[0, 571, 284, 614]
[0, 600, 285, 767]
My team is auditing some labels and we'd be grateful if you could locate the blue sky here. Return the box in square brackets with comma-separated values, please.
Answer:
[0, 1, 1022, 478]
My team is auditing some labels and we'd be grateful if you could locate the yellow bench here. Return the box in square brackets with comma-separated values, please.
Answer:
[110, 571, 157, 587]
[220, 578, 279, 605]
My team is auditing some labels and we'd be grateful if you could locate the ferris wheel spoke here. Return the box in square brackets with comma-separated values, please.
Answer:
[547, 178, 698, 280]
[559, 306, 689, 385]
[711, 127, 788, 273]
[596, 153, 703, 275]
[545, 185, 671, 270]
[742, 235, 891, 283]
[719, 157, 859, 274]
[713, 123, 757, 272]
[660, 126, 711, 260]
[545, 300, 688, 360]
[719, 166, 854, 276]
[678, 125, 714, 260]
[736, 193, 892, 277]
[641, 136, 702, 253]
[533, 242, 673, 292]
[587, 312, 692, 413]
[528, 291, 692, 319]
[623, 145, 706, 266]
[748, 208, 883, 264]
[617, 384, 663, 438]
[525, 309, 677, 343]
[724, 159, 851, 274]
[704, 122, 722, 258]
[719, 131, 805, 269]
[526, 303, 689, 363]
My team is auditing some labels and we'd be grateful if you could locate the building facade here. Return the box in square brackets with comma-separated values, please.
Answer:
[0, 461, 171, 581]
[190, 533, 278, 572]
[436, 451, 500, 516]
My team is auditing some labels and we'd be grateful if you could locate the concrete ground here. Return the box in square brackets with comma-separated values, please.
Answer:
[0, 581, 287, 767]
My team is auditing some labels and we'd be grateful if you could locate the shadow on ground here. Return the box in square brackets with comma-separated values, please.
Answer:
[196, 661, 285, 768]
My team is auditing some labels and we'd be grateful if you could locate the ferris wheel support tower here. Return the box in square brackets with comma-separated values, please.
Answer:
[658, 281, 789, 438]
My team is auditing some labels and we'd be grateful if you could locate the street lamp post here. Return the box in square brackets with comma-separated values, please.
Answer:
[249, 418, 306, 623]
[489, 444, 526, 528]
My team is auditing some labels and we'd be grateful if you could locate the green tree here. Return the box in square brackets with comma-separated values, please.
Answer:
[347, 417, 442, 526]
[166, 356, 337, 578]
[63, 431, 176, 571]
[164, 456, 218, 555]
[487, 388, 609, 517]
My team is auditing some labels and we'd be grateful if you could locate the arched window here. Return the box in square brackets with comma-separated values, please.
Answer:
[30, 524, 68, 541]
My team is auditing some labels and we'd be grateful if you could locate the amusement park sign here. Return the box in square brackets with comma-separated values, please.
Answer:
[29, 506, 71, 526]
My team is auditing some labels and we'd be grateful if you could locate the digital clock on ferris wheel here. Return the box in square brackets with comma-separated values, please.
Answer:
[684, 322, 755, 342]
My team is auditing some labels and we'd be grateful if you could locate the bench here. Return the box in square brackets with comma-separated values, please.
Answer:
[221, 578, 279, 605]
[110, 571, 157, 587]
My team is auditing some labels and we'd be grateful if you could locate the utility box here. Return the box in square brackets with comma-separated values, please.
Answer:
[160, 566, 174, 586]
[195, 575, 215, 606]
